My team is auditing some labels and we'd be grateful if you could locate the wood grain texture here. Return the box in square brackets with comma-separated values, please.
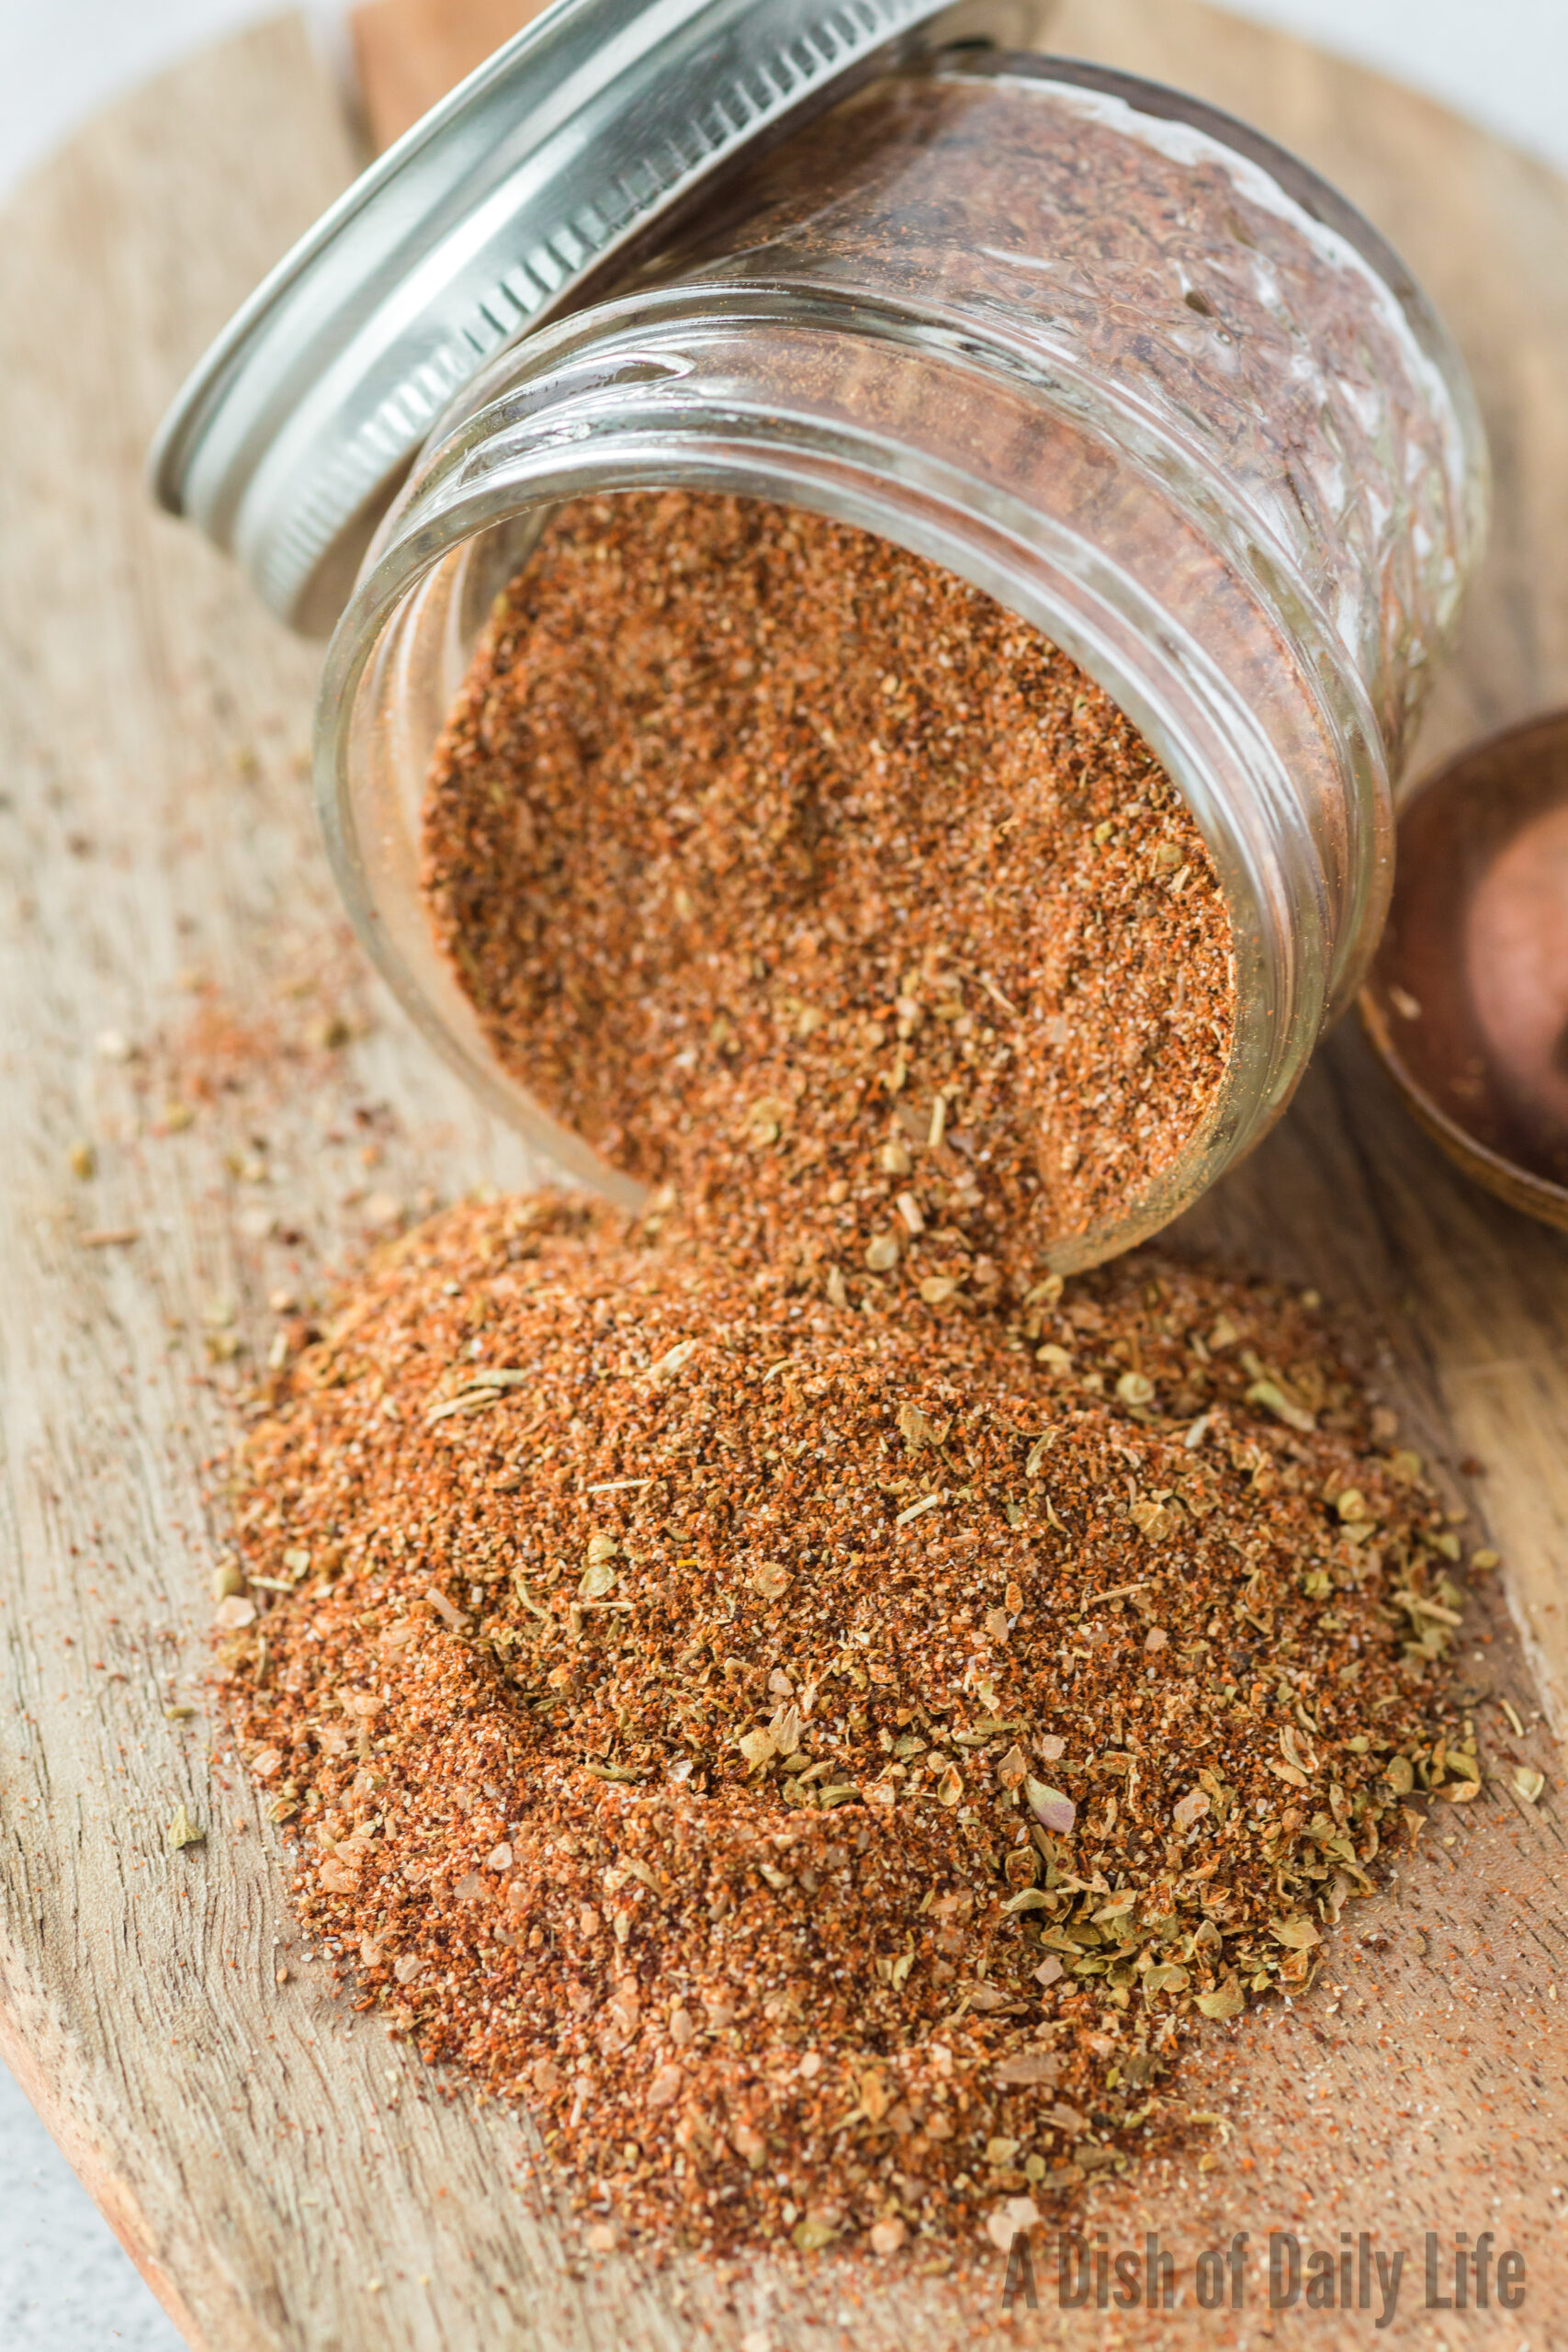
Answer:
[1, 8, 1564, 2350]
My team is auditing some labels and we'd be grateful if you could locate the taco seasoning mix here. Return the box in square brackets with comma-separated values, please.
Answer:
[221, 1194, 1473, 2257]
[152, 10, 1488, 2279]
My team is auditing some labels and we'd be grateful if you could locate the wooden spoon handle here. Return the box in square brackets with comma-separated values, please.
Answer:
[352, 0, 553, 150]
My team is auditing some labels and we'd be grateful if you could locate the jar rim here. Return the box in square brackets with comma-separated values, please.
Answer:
[318, 322, 1377, 1263]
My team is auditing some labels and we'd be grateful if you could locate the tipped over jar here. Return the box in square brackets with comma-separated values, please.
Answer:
[318, 51, 1487, 1272]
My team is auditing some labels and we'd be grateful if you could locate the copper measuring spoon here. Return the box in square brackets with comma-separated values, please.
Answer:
[1360, 707, 1568, 1231]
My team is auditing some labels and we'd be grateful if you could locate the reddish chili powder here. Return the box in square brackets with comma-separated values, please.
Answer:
[222, 1192, 1468, 2256]
[420, 491, 1235, 1275]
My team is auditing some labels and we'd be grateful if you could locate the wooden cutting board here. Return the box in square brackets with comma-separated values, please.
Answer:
[2, 7, 1565, 2348]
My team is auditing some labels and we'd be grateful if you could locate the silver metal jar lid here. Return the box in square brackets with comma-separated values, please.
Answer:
[151, 0, 1041, 634]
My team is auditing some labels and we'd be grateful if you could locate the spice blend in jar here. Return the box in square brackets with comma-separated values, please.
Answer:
[422, 492, 1236, 1278]
[224, 1193, 1473, 2255]
[648, 67, 1477, 771]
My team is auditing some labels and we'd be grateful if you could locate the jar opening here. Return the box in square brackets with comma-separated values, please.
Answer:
[323, 441, 1314, 1271]
[416, 486, 1239, 1282]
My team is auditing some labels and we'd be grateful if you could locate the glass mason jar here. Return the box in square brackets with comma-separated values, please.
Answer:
[318, 51, 1487, 1268]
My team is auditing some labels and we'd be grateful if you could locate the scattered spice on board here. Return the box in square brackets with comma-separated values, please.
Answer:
[421, 492, 1235, 1273]
[222, 1193, 1472, 2255]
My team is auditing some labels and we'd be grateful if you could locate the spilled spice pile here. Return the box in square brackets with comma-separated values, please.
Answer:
[421, 492, 1235, 1273]
[222, 1192, 1474, 2255]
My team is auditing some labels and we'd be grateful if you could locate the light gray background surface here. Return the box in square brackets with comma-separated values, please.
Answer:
[0, 2062, 186, 2348]
[0, 1, 1561, 2346]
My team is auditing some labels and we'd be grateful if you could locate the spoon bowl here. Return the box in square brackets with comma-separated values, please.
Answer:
[1361, 707, 1568, 1231]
